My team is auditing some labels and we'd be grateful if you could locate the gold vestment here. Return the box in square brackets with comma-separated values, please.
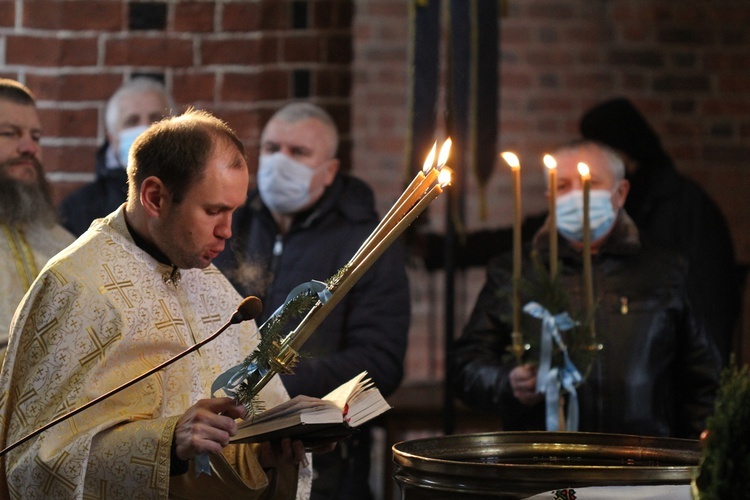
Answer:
[0, 208, 311, 499]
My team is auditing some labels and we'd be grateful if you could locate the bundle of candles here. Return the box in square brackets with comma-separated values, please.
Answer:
[500, 152, 596, 364]
[226, 140, 454, 406]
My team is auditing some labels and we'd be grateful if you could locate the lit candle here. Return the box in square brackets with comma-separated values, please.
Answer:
[286, 168, 453, 353]
[501, 152, 523, 362]
[350, 140, 448, 269]
[578, 162, 595, 340]
[543, 154, 558, 278]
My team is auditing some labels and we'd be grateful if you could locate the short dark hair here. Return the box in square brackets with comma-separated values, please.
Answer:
[127, 108, 246, 203]
[0, 78, 36, 105]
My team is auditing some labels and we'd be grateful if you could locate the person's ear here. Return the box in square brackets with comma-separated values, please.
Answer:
[322, 158, 339, 187]
[613, 178, 630, 210]
[140, 176, 168, 218]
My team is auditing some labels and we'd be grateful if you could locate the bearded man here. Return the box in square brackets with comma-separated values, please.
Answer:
[0, 78, 75, 357]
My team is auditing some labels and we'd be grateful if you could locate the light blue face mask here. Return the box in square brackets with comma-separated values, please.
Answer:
[257, 152, 316, 214]
[556, 189, 617, 243]
[116, 125, 149, 168]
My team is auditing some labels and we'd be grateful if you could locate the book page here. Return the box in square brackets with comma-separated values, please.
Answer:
[322, 371, 368, 410]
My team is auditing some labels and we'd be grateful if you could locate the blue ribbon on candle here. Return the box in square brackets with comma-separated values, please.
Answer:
[523, 301, 582, 431]
[196, 280, 331, 476]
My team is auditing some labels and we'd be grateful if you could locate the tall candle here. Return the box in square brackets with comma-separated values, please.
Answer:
[578, 162, 595, 340]
[543, 154, 558, 278]
[501, 152, 522, 356]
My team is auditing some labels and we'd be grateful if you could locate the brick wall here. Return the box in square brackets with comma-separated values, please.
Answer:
[1, 0, 353, 198]
[1, 0, 748, 381]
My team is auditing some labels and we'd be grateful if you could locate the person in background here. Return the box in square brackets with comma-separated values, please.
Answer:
[580, 97, 740, 365]
[0, 78, 75, 360]
[59, 76, 175, 236]
[0, 109, 325, 498]
[452, 140, 720, 439]
[214, 102, 410, 500]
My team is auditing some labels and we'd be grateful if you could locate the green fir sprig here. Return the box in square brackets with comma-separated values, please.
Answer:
[693, 358, 750, 499]
[231, 266, 352, 412]
[502, 250, 600, 382]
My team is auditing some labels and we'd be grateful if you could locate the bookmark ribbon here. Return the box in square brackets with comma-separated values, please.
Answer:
[523, 301, 582, 431]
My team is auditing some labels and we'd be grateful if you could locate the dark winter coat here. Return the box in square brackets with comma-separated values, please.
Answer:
[452, 212, 720, 439]
[59, 143, 128, 237]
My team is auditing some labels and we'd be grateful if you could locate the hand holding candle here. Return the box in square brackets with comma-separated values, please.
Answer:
[501, 151, 524, 364]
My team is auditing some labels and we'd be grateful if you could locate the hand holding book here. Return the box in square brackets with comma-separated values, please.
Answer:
[230, 371, 391, 446]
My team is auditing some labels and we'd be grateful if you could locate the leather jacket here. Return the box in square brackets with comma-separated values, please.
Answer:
[451, 211, 720, 439]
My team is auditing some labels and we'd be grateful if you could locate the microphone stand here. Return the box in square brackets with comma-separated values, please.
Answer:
[0, 297, 260, 457]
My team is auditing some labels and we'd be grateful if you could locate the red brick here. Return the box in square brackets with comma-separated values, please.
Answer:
[174, 2, 215, 33]
[211, 108, 262, 144]
[258, 1, 290, 30]
[202, 39, 261, 65]
[718, 75, 750, 93]
[221, 73, 259, 102]
[703, 52, 750, 71]
[257, 70, 290, 100]
[0, 2, 14, 27]
[315, 70, 351, 98]
[172, 73, 216, 103]
[326, 34, 352, 64]
[37, 108, 98, 138]
[23, 1, 121, 30]
[42, 145, 98, 174]
[282, 34, 321, 63]
[565, 72, 615, 91]
[257, 36, 280, 64]
[313, 0, 354, 30]
[25, 73, 123, 102]
[501, 71, 532, 89]
[6, 36, 98, 67]
[105, 38, 193, 67]
[221, 2, 261, 32]
[501, 25, 533, 45]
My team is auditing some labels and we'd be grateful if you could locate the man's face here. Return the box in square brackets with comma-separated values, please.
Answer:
[152, 140, 249, 269]
[0, 100, 43, 185]
[108, 90, 169, 153]
[553, 146, 628, 212]
[259, 117, 338, 206]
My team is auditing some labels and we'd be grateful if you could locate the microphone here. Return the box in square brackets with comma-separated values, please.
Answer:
[230, 296, 263, 324]
[0, 296, 262, 457]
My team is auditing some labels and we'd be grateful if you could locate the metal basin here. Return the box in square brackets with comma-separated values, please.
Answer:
[392, 431, 700, 499]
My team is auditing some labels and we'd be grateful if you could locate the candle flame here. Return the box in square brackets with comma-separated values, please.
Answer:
[423, 142, 437, 173]
[543, 154, 557, 170]
[438, 167, 452, 187]
[577, 162, 590, 178]
[437, 138, 452, 168]
[501, 151, 520, 170]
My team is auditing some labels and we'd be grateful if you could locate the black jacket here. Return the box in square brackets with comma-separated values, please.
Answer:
[59, 143, 128, 237]
[214, 173, 410, 399]
[452, 212, 720, 439]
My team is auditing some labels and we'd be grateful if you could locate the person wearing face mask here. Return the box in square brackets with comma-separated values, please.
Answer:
[213, 102, 410, 500]
[451, 139, 720, 439]
[59, 77, 175, 236]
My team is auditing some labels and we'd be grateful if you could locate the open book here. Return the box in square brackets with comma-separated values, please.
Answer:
[230, 371, 391, 444]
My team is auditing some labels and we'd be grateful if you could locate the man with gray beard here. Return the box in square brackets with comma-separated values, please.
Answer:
[0, 78, 75, 359]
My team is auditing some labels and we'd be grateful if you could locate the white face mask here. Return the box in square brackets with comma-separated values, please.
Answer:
[116, 125, 149, 168]
[257, 152, 317, 214]
[556, 189, 617, 243]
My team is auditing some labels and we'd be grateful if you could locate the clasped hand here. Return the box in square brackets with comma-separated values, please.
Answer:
[509, 364, 544, 406]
